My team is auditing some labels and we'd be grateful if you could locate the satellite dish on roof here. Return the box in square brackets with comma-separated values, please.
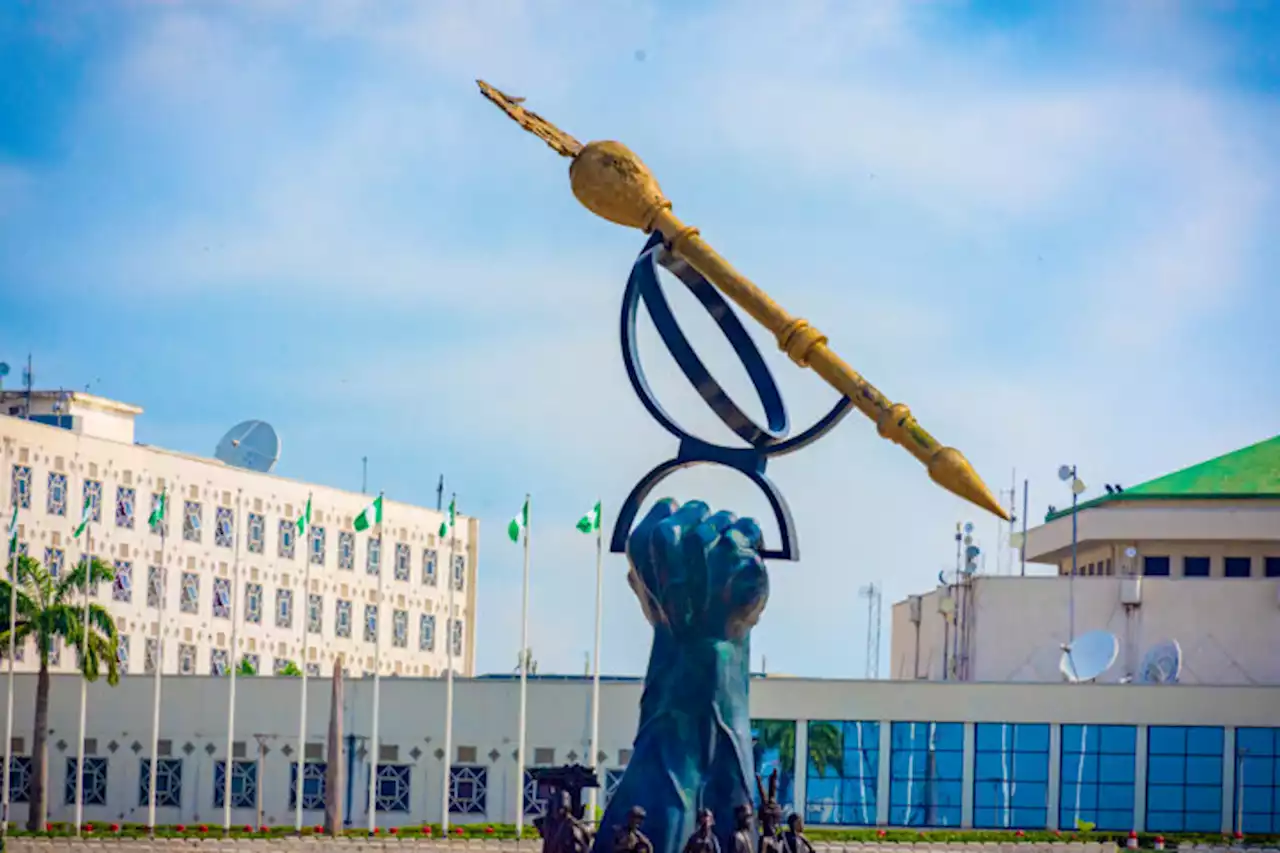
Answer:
[1137, 639, 1182, 684]
[215, 420, 281, 473]
[1059, 630, 1118, 683]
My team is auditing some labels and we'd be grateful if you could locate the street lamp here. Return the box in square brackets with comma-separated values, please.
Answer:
[1058, 465, 1086, 647]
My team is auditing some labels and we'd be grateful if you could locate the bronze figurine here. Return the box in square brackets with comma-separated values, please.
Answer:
[682, 808, 721, 853]
[613, 806, 654, 853]
[732, 804, 755, 853]
[755, 772, 784, 853]
[781, 814, 813, 853]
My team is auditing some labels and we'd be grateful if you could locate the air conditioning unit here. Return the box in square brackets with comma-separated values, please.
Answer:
[1120, 576, 1142, 606]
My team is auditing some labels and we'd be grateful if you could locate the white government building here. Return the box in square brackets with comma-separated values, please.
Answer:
[1, 390, 478, 679]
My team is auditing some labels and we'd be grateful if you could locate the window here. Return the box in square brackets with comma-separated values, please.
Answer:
[44, 547, 64, 578]
[604, 768, 625, 806]
[289, 762, 326, 810]
[183, 500, 201, 543]
[83, 479, 103, 523]
[422, 548, 437, 586]
[47, 472, 67, 516]
[450, 618, 464, 657]
[419, 614, 435, 651]
[145, 638, 160, 674]
[214, 759, 257, 808]
[180, 572, 199, 613]
[1146, 725, 1223, 832]
[338, 532, 354, 570]
[178, 643, 196, 675]
[375, 764, 411, 812]
[116, 634, 129, 674]
[247, 512, 264, 554]
[211, 648, 230, 675]
[1224, 557, 1252, 578]
[278, 519, 295, 559]
[1184, 556, 1210, 578]
[1060, 724, 1136, 831]
[7, 756, 33, 804]
[1143, 556, 1171, 577]
[803, 721, 879, 825]
[973, 723, 1049, 829]
[116, 486, 136, 529]
[208, 576, 231, 618]
[147, 566, 165, 608]
[889, 722, 963, 826]
[215, 507, 234, 548]
[149, 492, 168, 536]
[750, 719, 796, 812]
[112, 560, 132, 603]
[453, 554, 465, 590]
[449, 765, 487, 814]
[393, 543, 410, 581]
[306, 662, 320, 677]
[524, 769, 550, 819]
[308, 594, 322, 634]
[1235, 727, 1280, 834]
[273, 657, 294, 675]
[241, 653, 259, 674]
[245, 582, 263, 624]
[392, 609, 408, 648]
[335, 600, 352, 638]
[139, 758, 183, 807]
[364, 604, 378, 643]
[310, 526, 326, 565]
[11, 465, 31, 509]
[276, 589, 293, 629]
[1266, 557, 1280, 578]
[64, 756, 108, 805]
[366, 537, 381, 575]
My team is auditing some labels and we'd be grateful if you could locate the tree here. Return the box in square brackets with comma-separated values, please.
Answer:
[0, 554, 119, 831]
[236, 656, 257, 676]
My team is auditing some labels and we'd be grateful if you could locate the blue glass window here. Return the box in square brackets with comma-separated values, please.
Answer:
[523, 769, 550, 818]
[7, 756, 32, 803]
[1183, 556, 1210, 577]
[394, 543, 411, 581]
[112, 560, 132, 603]
[449, 765, 487, 814]
[751, 720, 796, 812]
[374, 764, 411, 812]
[289, 762, 326, 810]
[338, 532, 354, 570]
[1143, 556, 1171, 576]
[64, 756, 108, 805]
[1146, 725, 1223, 832]
[974, 723, 1050, 829]
[10, 466, 30, 510]
[1060, 724, 1136, 831]
[1235, 727, 1280, 834]
[182, 500, 201, 543]
[214, 759, 257, 808]
[247, 512, 264, 554]
[46, 473, 67, 516]
[889, 721, 963, 827]
[116, 487, 136, 529]
[215, 507, 234, 548]
[83, 480, 103, 523]
[139, 758, 183, 807]
[804, 720, 879, 826]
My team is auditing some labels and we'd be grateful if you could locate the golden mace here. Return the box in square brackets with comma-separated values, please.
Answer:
[477, 81, 1009, 521]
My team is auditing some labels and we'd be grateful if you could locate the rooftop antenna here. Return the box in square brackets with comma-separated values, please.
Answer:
[0, 361, 9, 393]
[436, 475, 444, 512]
[858, 583, 882, 679]
[22, 354, 32, 420]
[1020, 479, 1029, 576]
[361, 456, 368, 495]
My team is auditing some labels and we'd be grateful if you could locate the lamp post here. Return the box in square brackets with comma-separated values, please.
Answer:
[1057, 465, 1086, 648]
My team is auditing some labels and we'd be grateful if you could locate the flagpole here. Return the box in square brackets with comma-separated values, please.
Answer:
[515, 494, 530, 838]
[440, 494, 457, 834]
[223, 488, 243, 834]
[295, 493, 313, 835]
[367, 492, 385, 833]
[2, 477, 17, 837]
[73, 511, 91, 836]
[587, 499, 603, 825]
[147, 485, 169, 834]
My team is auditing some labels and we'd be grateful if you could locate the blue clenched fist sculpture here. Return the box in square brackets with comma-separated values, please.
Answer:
[591, 500, 769, 853]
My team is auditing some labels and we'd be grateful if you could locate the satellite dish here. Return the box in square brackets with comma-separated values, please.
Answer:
[1072, 478, 1087, 495]
[214, 420, 281, 473]
[963, 522, 974, 534]
[1137, 639, 1182, 684]
[1059, 630, 1118, 683]
[1058, 465, 1073, 482]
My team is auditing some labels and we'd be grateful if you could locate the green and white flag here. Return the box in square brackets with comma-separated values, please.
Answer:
[507, 497, 529, 543]
[354, 495, 383, 532]
[73, 494, 92, 539]
[6, 504, 17, 554]
[575, 501, 601, 534]
[296, 496, 312, 537]
[147, 490, 166, 530]
[439, 498, 455, 539]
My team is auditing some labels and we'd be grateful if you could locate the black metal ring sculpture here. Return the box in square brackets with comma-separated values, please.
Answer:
[611, 232, 855, 560]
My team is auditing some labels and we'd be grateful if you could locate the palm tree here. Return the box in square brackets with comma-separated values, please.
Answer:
[0, 554, 119, 831]
[752, 719, 847, 807]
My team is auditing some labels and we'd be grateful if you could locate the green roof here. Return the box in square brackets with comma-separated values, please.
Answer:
[1044, 433, 1280, 522]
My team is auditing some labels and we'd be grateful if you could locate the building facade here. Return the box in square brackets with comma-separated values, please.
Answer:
[1, 392, 478, 679]
[889, 435, 1280, 685]
[3, 674, 1278, 835]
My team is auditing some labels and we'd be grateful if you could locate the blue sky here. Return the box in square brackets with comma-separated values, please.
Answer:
[2, 0, 1278, 680]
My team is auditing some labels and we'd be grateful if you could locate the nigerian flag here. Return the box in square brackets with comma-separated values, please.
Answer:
[295, 496, 312, 537]
[575, 501, 601, 534]
[354, 494, 382, 532]
[507, 497, 529, 543]
[148, 490, 166, 530]
[73, 494, 92, 539]
[439, 498, 455, 539]
[6, 504, 17, 555]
